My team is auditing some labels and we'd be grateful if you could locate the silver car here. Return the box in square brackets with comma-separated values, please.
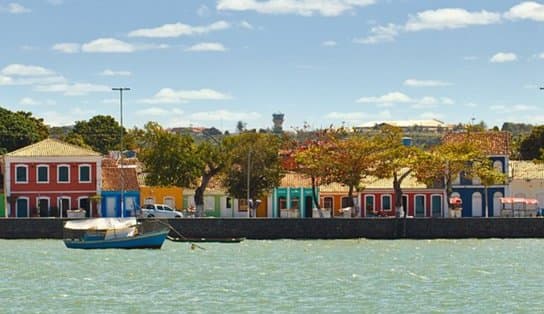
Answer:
[141, 204, 183, 218]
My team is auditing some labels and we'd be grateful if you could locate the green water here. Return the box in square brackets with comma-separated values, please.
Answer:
[2, 239, 543, 313]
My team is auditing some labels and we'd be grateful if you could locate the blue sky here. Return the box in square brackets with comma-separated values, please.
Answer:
[1, 0, 543, 132]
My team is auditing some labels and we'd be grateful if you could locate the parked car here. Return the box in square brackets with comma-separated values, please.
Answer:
[140, 204, 183, 218]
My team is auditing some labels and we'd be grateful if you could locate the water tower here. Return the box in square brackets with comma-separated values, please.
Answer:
[272, 113, 284, 134]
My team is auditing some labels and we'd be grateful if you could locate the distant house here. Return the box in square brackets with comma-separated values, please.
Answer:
[140, 186, 183, 209]
[100, 158, 140, 217]
[3, 138, 102, 218]
[354, 119, 452, 133]
[507, 160, 544, 215]
[271, 172, 316, 218]
[442, 131, 511, 217]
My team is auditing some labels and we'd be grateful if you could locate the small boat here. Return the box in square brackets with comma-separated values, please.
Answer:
[167, 235, 245, 243]
[63, 218, 170, 249]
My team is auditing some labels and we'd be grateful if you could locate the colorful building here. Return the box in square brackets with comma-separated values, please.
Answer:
[443, 131, 511, 217]
[3, 139, 102, 218]
[140, 186, 183, 209]
[100, 158, 140, 217]
[506, 160, 544, 215]
[270, 173, 318, 218]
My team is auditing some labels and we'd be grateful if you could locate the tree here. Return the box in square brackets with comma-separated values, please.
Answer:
[412, 139, 487, 215]
[68, 115, 124, 154]
[372, 125, 422, 218]
[0, 107, 49, 153]
[139, 122, 202, 189]
[193, 139, 228, 217]
[294, 131, 334, 217]
[236, 121, 247, 133]
[222, 133, 284, 217]
[63, 132, 92, 150]
[519, 125, 544, 160]
[471, 160, 506, 217]
[327, 130, 380, 216]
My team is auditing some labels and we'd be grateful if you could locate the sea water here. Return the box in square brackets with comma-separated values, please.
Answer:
[1, 239, 543, 313]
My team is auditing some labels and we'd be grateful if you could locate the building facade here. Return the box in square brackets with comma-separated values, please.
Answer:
[4, 139, 102, 218]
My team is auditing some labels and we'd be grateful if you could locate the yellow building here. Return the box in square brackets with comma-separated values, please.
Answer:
[140, 186, 183, 210]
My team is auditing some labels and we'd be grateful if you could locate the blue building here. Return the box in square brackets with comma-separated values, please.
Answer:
[443, 131, 511, 217]
[100, 159, 140, 217]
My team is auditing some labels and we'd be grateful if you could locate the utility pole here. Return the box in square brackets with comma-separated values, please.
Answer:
[112, 87, 130, 218]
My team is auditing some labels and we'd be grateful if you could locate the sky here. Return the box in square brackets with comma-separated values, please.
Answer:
[1, 0, 544, 132]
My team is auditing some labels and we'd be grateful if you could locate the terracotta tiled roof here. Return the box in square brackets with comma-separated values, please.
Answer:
[442, 131, 511, 155]
[6, 138, 101, 157]
[280, 172, 313, 187]
[101, 166, 139, 191]
[509, 161, 544, 180]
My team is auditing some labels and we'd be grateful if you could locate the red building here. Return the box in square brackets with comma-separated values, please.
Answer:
[4, 139, 102, 218]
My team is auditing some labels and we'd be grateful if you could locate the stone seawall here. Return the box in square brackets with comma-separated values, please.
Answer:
[2, 218, 544, 239]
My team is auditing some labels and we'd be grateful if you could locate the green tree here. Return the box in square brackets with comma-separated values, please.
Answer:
[294, 131, 334, 217]
[63, 132, 92, 150]
[327, 130, 380, 216]
[222, 133, 284, 217]
[193, 139, 228, 217]
[372, 125, 422, 218]
[139, 122, 202, 189]
[69, 115, 124, 154]
[519, 125, 544, 160]
[471, 160, 506, 217]
[0, 107, 49, 153]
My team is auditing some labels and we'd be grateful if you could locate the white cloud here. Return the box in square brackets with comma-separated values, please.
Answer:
[0, 75, 13, 85]
[539, 52, 544, 59]
[185, 42, 226, 52]
[353, 23, 399, 44]
[52, 43, 80, 53]
[405, 8, 501, 31]
[322, 40, 337, 47]
[357, 91, 413, 104]
[505, 1, 544, 22]
[216, 0, 375, 17]
[490, 104, 538, 113]
[34, 83, 110, 96]
[190, 110, 261, 121]
[490, 52, 517, 63]
[100, 69, 131, 76]
[197, 5, 210, 17]
[326, 109, 391, 122]
[19, 97, 39, 105]
[0, 3, 30, 14]
[2, 64, 55, 76]
[420, 112, 444, 120]
[141, 88, 232, 104]
[41, 108, 97, 126]
[404, 79, 452, 87]
[135, 107, 171, 116]
[128, 21, 230, 38]
[240, 21, 254, 29]
[81, 38, 134, 53]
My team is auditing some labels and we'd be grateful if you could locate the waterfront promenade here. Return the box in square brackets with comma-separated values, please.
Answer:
[2, 217, 544, 239]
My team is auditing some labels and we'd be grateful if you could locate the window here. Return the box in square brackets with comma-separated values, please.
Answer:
[15, 165, 28, 183]
[472, 192, 482, 217]
[226, 197, 232, 209]
[341, 197, 351, 208]
[291, 197, 299, 209]
[323, 197, 333, 210]
[164, 196, 175, 208]
[493, 160, 503, 173]
[431, 195, 442, 217]
[381, 195, 392, 211]
[239, 199, 248, 211]
[37, 165, 49, 183]
[79, 165, 91, 183]
[365, 195, 375, 215]
[278, 197, 287, 210]
[144, 197, 154, 205]
[415, 195, 425, 217]
[58, 165, 70, 183]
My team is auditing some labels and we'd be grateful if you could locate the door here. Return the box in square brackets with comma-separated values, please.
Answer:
[59, 198, 70, 218]
[38, 198, 49, 217]
[493, 192, 503, 217]
[16, 198, 28, 217]
[431, 195, 442, 217]
[472, 192, 482, 217]
[79, 198, 90, 217]
[304, 196, 313, 218]
[415, 195, 425, 217]
[402, 195, 408, 216]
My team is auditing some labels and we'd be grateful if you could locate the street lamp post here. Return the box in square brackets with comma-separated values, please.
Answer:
[112, 87, 130, 218]
[247, 150, 251, 218]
